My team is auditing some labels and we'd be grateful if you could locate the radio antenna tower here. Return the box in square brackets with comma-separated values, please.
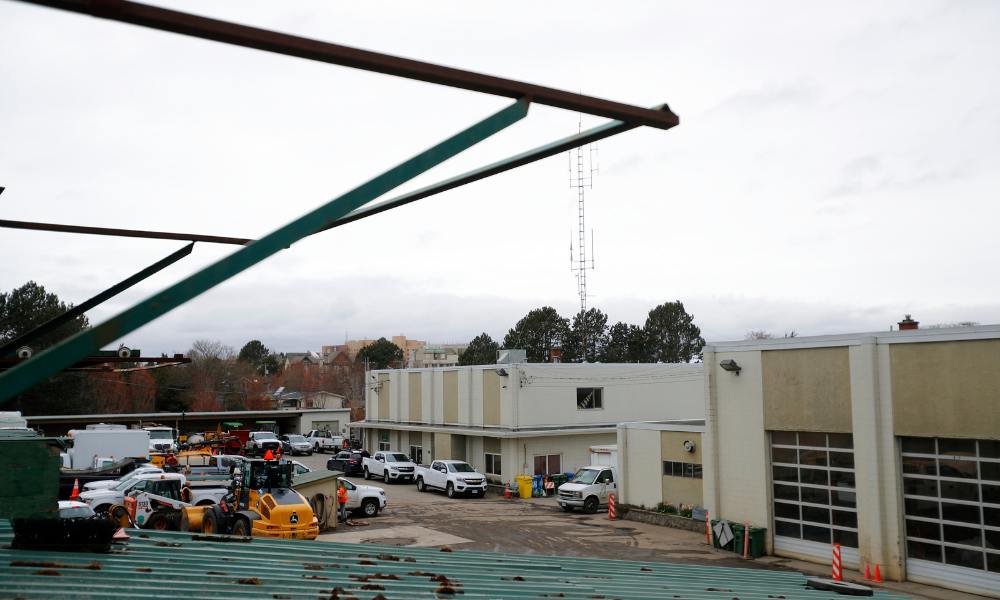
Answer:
[569, 113, 598, 314]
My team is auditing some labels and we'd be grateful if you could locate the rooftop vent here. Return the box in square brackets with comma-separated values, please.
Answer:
[898, 314, 919, 331]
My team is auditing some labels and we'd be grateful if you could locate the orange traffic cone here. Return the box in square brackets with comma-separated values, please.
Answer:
[263, 449, 275, 461]
[873, 564, 882, 583]
[69, 478, 80, 500]
[863, 563, 872, 581]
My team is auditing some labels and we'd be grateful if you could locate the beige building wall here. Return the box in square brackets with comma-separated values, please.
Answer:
[850, 341, 904, 580]
[513, 433, 617, 478]
[891, 339, 1000, 439]
[483, 370, 501, 426]
[515, 364, 704, 427]
[377, 373, 390, 420]
[711, 350, 770, 531]
[660, 430, 703, 508]
[619, 427, 662, 508]
[443, 371, 459, 423]
[408, 372, 422, 422]
[762, 347, 853, 433]
[433, 432, 452, 460]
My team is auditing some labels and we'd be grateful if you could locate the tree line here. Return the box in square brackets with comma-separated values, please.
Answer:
[459, 300, 705, 366]
[1, 281, 365, 416]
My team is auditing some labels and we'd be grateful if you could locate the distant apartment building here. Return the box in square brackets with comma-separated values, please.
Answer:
[353, 362, 704, 485]
[408, 346, 464, 369]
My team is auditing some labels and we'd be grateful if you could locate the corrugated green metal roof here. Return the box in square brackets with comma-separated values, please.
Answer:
[0, 520, 909, 599]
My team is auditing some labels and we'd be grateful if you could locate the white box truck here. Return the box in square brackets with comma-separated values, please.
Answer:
[589, 445, 618, 467]
[63, 426, 150, 469]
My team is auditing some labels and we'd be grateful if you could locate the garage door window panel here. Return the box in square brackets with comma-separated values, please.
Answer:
[901, 436, 1000, 580]
[771, 431, 858, 550]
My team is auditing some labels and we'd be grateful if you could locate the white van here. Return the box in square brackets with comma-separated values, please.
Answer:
[557, 465, 618, 513]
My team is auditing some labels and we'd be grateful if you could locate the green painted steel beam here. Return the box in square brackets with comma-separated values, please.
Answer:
[314, 106, 664, 235]
[0, 99, 529, 403]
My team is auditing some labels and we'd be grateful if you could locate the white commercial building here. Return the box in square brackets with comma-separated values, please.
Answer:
[700, 324, 1000, 597]
[353, 363, 704, 485]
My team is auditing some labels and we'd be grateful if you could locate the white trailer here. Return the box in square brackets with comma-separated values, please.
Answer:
[63, 428, 150, 469]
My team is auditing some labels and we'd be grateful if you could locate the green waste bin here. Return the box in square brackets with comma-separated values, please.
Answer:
[732, 524, 767, 558]
[550, 473, 568, 491]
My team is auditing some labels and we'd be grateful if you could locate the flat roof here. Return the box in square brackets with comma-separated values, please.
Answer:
[705, 323, 1000, 353]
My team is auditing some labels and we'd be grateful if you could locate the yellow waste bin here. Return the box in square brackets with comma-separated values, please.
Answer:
[516, 475, 533, 499]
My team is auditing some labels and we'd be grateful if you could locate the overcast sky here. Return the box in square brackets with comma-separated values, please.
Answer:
[2, 1, 999, 356]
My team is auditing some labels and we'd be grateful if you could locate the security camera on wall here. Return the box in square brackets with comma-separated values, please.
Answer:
[683, 440, 696, 453]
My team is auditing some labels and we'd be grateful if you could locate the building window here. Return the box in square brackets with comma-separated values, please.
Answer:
[409, 445, 423, 465]
[533, 454, 562, 476]
[771, 431, 858, 549]
[378, 441, 391, 451]
[485, 452, 502, 476]
[576, 387, 603, 410]
[662, 461, 703, 479]
[900, 436, 1000, 574]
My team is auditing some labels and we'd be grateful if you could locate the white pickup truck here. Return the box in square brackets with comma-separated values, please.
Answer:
[84, 465, 164, 491]
[415, 460, 487, 498]
[557, 465, 618, 513]
[363, 451, 417, 483]
[305, 430, 345, 453]
[78, 472, 227, 514]
[340, 479, 387, 517]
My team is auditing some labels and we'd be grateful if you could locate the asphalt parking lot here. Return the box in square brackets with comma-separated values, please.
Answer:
[294, 451, 752, 567]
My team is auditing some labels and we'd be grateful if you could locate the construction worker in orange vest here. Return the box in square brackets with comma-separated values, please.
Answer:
[337, 481, 349, 523]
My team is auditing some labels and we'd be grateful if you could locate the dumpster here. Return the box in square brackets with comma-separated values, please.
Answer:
[551, 473, 568, 490]
[731, 523, 767, 558]
[516, 475, 533, 499]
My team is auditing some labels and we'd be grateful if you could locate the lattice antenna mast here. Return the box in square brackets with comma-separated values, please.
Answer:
[568, 113, 598, 314]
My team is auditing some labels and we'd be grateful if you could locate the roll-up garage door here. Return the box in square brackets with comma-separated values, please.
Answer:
[900, 437, 1000, 596]
[771, 431, 860, 567]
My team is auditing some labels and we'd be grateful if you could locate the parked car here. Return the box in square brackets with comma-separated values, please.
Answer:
[557, 465, 618, 513]
[327, 450, 365, 476]
[279, 434, 313, 456]
[340, 479, 387, 517]
[363, 451, 417, 483]
[245, 431, 282, 457]
[305, 430, 344, 453]
[414, 460, 487, 498]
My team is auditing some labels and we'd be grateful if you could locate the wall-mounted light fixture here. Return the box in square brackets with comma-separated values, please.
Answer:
[495, 368, 509, 377]
[719, 359, 741, 376]
[683, 440, 696, 453]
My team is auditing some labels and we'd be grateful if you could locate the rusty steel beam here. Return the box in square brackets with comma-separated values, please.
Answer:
[0, 219, 251, 245]
[17, 0, 679, 130]
[1, 108, 654, 246]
